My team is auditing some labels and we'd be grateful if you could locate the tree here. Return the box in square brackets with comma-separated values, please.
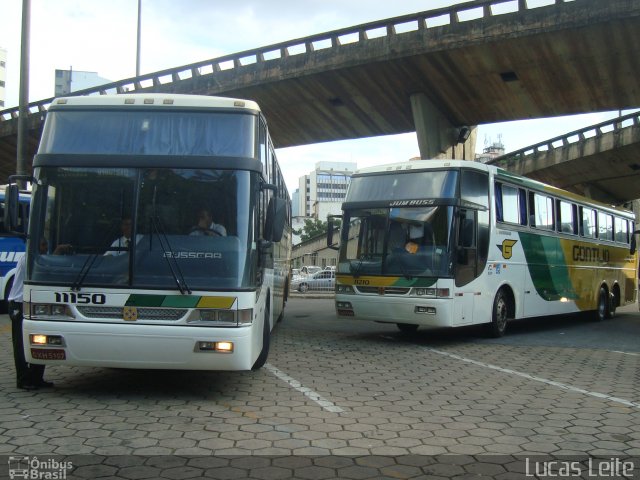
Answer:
[293, 218, 341, 242]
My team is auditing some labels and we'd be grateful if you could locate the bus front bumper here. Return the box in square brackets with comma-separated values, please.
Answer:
[23, 320, 259, 371]
[335, 294, 453, 328]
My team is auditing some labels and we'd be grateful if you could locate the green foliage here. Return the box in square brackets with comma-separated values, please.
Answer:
[293, 218, 341, 242]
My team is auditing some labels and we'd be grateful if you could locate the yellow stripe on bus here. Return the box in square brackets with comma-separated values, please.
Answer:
[196, 297, 236, 309]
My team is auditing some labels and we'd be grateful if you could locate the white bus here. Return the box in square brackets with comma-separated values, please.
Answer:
[6, 94, 291, 370]
[331, 160, 636, 336]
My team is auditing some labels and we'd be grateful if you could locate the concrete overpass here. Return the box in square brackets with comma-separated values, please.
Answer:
[1, 0, 639, 187]
[488, 111, 640, 204]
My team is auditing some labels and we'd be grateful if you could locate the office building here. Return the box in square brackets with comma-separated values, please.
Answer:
[0, 47, 7, 108]
[297, 161, 356, 220]
[54, 69, 112, 96]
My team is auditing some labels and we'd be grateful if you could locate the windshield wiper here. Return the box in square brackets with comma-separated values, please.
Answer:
[71, 252, 101, 291]
[396, 260, 414, 281]
[350, 256, 366, 278]
[150, 214, 192, 295]
[71, 223, 122, 291]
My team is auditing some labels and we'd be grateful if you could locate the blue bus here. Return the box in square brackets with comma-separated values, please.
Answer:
[0, 189, 31, 308]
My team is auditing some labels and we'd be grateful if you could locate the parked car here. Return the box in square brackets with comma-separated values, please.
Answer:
[324, 265, 336, 271]
[300, 265, 322, 276]
[291, 270, 335, 293]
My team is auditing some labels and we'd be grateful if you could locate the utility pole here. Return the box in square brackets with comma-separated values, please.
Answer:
[136, 0, 141, 77]
[17, 0, 31, 184]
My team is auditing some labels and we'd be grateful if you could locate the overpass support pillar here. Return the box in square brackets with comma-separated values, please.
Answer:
[410, 93, 476, 160]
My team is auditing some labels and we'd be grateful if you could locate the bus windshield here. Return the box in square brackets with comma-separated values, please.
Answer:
[346, 170, 458, 203]
[28, 167, 256, 290]
[339, 205, 455, 278]
[39, 110, 255, 157]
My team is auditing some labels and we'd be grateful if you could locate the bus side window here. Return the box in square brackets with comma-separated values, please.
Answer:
[460, 218, 475, 248]
[580, 206, 596, 238]
[455, 209, 478, 287]
[558, 200, 577, 234]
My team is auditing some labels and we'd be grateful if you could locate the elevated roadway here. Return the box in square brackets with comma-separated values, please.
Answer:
[488, 111, 640, 204]
[0, 0, 639, 189]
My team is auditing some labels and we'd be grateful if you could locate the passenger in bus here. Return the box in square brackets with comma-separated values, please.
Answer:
[10, 243, 54, 390]
[404, 224, 426, 254]
[105, 217, 141, 256]
[189, 208, 227, 237]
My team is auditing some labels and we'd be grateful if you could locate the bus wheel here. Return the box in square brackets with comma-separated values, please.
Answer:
[278, 281, 288, 323]
[252, 306, 270, 371]
[607, 290, 617, 319]
[396, 323, 419, 334]
[488, 289, 509, 338]
[593, 286, 609, 322]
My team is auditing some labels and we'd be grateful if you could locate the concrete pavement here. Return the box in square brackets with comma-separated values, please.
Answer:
[1, 299, 639, 479]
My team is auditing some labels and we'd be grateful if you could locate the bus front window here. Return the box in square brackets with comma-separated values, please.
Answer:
[29, 167, 256, 290]
[339, 206, 455, 278]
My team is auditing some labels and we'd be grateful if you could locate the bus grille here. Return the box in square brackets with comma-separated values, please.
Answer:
[356, 286, 411, 295]
[77, 306, 187, 321]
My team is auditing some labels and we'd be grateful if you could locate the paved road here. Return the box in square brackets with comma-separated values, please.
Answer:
[1, 299, 639, 479]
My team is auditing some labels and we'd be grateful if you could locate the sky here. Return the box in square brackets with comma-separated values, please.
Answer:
[0, 0, 631, 195]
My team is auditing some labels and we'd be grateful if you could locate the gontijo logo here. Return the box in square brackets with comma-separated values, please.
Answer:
[497, 239, 518, 260]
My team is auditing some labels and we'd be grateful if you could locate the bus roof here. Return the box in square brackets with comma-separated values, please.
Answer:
[49, 94, 261, 112]
[350, 159, 633, 216]
[352, 159, 493, 176]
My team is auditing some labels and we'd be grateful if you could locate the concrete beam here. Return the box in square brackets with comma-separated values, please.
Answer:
[410, 93, 476, 160]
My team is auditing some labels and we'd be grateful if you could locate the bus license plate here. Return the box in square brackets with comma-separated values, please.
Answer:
[31, 348, 66, 360]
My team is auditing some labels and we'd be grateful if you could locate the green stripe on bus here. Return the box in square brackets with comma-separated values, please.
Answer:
[161, 295, 201, 308]
[126, 294, 201, 308]
[125, 294, 228, 308]
[125, 294, 165, 307]
[519, 233, 578, 301]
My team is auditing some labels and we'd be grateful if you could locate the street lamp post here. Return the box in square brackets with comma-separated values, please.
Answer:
[17, 0, 31, 184]
[136, 0, 141, 77]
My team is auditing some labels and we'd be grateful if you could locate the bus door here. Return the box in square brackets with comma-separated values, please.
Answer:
[453, 209, 477, 325]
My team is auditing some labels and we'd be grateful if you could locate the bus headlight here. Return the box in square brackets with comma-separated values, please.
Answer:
[336, 284, 355, 294]
[30, 334, 65, 346]
[413, 288, 450, 298]
[218, 310, 236, 323]
[28, 303, 73, 320]
[190, 308, 253, 326]
[196, 341, 234, 353]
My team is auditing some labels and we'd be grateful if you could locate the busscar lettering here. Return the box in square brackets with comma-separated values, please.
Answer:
[163, 251, 222, 259]
[572, 245, 610, 263]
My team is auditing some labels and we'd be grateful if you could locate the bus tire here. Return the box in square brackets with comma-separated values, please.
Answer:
[278, 280, 288, 323]
[593, 286, 609, 322]
[252, 305, 270, 371]
[488, 289, 509, 338]
[396, 323, 419, 334]
[607, 289, 617, 319]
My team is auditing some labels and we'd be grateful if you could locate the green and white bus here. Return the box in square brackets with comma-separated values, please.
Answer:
[332, 160, 636, 336]
[7, 94, 291, 370]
